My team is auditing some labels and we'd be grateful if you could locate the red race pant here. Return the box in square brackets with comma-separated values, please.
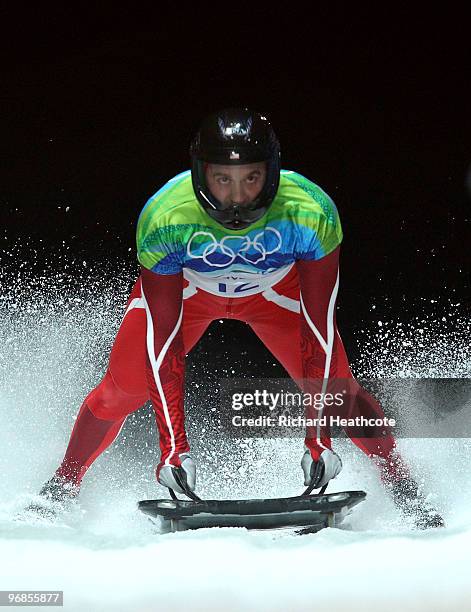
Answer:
[56, 266, 395, 485]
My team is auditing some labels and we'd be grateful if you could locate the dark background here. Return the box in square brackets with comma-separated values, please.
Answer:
[1, 6, 469, 372]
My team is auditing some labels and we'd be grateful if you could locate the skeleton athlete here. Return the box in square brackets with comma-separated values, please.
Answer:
[34, 108, 443, 528]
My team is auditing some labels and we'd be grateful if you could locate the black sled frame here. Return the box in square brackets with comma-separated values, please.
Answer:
[138, 488, 366, 534]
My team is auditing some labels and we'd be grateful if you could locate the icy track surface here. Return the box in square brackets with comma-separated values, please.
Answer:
[1, 251, 470, 611]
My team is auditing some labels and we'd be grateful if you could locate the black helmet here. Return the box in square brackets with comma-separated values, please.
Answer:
[190, 108, 280, 230]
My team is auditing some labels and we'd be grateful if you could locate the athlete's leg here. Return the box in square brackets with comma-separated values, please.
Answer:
[54, 279, 148, 485]
[238, 269, 395, 460]
[55, 278, 211, 486]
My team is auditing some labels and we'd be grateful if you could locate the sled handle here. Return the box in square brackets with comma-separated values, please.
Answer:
[302, 482, 328, 497]
[168, 487, 202, 502]
[168, 483, 326, 502]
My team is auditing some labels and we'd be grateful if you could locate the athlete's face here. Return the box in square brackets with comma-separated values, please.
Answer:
[205, 162, 267, 208]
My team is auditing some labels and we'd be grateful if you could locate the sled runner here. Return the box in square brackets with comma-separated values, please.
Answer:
[138, 490, 366, 533]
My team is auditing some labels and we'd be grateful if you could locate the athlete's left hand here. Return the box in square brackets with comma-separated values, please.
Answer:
[301, 447, 342, 488]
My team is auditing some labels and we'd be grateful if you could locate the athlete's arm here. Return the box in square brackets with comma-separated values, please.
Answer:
[296, 246, 341, 381]
[140, 267, 189, 471]
[296, 246, 345, 462]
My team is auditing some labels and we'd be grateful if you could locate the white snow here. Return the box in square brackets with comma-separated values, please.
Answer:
[1, 516, 471, 612]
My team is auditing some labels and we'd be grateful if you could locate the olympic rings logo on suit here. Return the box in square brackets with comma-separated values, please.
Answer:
[187, 227, 283, 267]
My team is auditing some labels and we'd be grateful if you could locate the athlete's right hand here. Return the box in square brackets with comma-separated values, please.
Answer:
[157, 453, 196, 494]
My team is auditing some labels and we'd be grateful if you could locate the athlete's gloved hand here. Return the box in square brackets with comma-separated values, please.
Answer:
[301, 447, 342, 488]
[157, 453, 196, 494]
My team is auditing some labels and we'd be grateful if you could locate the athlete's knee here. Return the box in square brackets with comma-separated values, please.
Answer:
[344, 385, 396, 459]
[86, 370, 146, 420]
